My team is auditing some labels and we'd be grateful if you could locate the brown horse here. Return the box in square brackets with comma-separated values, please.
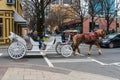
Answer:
[72, 29, 106, 56]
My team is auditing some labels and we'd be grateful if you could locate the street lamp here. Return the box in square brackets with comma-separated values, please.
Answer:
[115, 9, 118, 33]
[115, 0, 118, 33]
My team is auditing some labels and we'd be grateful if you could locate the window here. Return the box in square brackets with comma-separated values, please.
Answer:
[7, 0, 13, 3]
[0, 25, 2, 37]
[0, 18, 3, 37]
[117, 34, 120, 38]
[0, 18, 2, 23]
[6, 0, 13, 5]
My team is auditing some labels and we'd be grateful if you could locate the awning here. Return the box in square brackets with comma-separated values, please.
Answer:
[14, 12, 27, 23]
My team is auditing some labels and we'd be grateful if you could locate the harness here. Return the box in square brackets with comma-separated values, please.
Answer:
[83, 32, 99, 43]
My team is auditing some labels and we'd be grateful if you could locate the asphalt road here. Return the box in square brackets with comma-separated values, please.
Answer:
[0, 44, 120, 79]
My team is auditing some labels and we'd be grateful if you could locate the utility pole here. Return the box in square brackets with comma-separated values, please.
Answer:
[115, 9, 118, 33]
[115, 0, 118, 33]
[41, 0, 45, 24]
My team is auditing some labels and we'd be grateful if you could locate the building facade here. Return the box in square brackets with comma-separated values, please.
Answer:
[88, 0, 115, 15]
[0, 0, 26, 44]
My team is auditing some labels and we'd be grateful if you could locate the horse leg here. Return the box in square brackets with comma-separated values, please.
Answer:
[77, 44, 80, 54]
[88, 45, 92, 56]
[72, 43, 77, 56]
[73, 46, 78, 56]
[95, 42, 102, 55]
[77, 47, 80, 54]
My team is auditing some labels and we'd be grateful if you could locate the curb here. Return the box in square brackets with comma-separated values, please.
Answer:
[0, 45, 9, 49]
[0, 63, 71, 74]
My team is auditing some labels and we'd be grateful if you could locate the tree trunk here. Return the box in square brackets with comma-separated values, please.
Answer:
[91, 16, 94, 32]
[37, 0, 45, 38]
[106, 20, 109, 34]
[81, 19, 83, 33]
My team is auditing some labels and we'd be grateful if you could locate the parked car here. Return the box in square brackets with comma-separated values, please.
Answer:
[99, 33, 120, 48]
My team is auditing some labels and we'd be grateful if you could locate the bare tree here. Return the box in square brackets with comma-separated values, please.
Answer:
[70, 0, 89, 33]
[22, 0, 55, 38]
[46, 5, 74, 29]
[102, 0, 120, 33]
[88, 0, 103, 32]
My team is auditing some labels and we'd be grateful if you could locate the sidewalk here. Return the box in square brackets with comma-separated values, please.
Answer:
[0, 45, 8, 49]
[0, 63, 118, 80]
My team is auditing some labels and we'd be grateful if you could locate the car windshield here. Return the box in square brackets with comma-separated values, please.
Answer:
[106, 34, 116, 39]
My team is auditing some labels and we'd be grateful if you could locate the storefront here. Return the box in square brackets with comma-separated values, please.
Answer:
[0, 10, 26, 44]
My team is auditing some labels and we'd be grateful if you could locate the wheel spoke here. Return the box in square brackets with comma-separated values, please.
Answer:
[8, 41, 27, 59]
[61, 45, 73, 57]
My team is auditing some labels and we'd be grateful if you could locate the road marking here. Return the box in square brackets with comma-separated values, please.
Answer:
[105, 62, 120, 67]
[88, 57, 120, 67]
[91, 58, 107, 65]
[0, 53, 3, 56]
[77, 54, 85, 56]
[41, 52, 54, 67]
[50, 58, 93, 63]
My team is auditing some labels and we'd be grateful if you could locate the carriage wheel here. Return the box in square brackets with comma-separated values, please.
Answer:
[8, 41, 27, 59]
[55, 42, 63, 54]
[61, 44, 73, 57]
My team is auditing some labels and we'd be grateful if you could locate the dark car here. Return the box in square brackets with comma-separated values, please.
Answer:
[99, 33, 120, 48]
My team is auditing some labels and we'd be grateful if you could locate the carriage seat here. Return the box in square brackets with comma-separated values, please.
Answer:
[30, 37, 39, 45]
[29, 37, 39, 51]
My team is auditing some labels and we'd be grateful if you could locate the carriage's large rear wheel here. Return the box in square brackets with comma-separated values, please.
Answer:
[55, 42, 63, 54]
[61, 44, 73, 57]
[8, 41, 27, 59]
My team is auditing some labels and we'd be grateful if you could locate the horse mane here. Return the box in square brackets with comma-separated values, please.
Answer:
[95, 29, 106, 37]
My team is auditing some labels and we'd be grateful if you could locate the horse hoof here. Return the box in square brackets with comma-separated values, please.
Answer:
[88, 54, 91, 56]
[77, 51, 80, 54]
[73, 53, 77, 56]
[99, 52, 102, 55]
[77, 50, 80, 54]
[72, 52, 77, 56]
[73, 54, 77, 56]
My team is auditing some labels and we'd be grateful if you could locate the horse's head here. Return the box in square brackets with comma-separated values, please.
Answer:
[95, 29, 106, 39]
[8, 32, 16, 41]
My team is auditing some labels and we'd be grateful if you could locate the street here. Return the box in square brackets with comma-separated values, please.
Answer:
[0, 44, 120, 79]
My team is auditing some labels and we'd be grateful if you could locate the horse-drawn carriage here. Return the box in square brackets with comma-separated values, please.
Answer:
[8, 29, 106, 59]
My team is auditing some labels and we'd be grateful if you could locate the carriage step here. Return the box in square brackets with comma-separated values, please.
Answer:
[27, 51, 40, 53]
[26, 51, 42, 55]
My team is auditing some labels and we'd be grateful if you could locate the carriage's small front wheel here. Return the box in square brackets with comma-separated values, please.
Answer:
[8, 41, 27, 59]
[61, 44, 73, 57]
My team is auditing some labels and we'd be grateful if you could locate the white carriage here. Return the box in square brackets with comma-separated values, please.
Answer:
[8, 32, 56, 59]
[8, 32, 73, 59]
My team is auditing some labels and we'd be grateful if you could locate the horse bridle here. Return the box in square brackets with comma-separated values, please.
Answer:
[95, 30, 106, 39]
